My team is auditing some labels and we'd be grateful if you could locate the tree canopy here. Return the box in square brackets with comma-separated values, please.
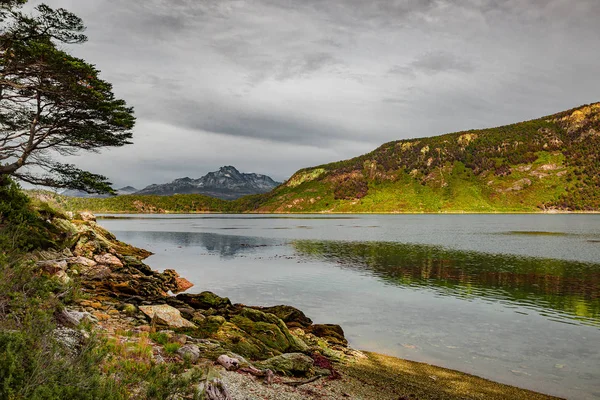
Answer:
[0, 1, 134, 193]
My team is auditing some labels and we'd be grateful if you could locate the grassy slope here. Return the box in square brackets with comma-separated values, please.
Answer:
[48, 102, 600, 214]
[247, 102, 600, 213]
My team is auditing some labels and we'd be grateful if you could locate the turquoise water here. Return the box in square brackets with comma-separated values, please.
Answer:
[99, 214, 600, 399]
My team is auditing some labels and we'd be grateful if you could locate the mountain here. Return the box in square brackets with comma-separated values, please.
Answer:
[60, 186, 138, 198]
[116, 186, 138, 195]
[237, 103, 600, 213]
[135, 166, 280, 200]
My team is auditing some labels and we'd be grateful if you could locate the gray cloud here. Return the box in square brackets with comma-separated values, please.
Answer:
[20, 0, 600, 187]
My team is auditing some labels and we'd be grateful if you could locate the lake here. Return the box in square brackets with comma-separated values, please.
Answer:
[98, 214, 600, 400]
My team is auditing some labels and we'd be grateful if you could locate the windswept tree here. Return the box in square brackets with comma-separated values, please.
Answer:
[0, 2, 134, 193]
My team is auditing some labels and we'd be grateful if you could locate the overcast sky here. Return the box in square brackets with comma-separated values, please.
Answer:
[26, 0, 600, 188]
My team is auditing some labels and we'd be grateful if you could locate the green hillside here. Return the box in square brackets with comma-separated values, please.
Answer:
[33, 192, 232, 214]
[45, 102, 600, 214]
[242, 102, 600, 213]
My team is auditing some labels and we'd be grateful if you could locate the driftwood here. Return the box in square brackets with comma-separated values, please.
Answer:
[238, 366, 275, 385]
[204, 379, 232, 400]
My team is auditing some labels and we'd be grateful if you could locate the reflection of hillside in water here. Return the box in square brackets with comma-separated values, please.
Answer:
[113, 230, 282, 258]
[293, 240, 600, 327]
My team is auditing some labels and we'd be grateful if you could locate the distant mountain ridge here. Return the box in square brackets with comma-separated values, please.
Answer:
[61, 186, 138, 198]
[135, 166, 280, 200]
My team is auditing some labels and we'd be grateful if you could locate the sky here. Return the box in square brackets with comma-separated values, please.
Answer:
[24, 0, 600, 188]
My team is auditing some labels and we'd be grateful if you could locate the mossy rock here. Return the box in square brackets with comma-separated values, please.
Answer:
[254, 353, 314, 376]
[308, 324, 347, 346]
[232, 308, 308, 356]
[251, 305, 312, 328]
[211, 321, 264, 359]
[176, 292, 232, 310]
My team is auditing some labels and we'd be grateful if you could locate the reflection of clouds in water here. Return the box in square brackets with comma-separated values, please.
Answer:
[112, 230, 284, 258]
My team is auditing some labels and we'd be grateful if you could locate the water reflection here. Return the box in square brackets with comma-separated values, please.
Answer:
[293, 240, 600, 327]
[113, 230, 283, 259]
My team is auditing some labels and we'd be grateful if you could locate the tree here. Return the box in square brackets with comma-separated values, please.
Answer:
[0, 2, 134, 193]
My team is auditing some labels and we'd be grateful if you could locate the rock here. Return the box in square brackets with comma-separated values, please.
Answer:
[78, 211, 96, 222]
[176, 292, 232, 310]
[94, 253, 123, 267]
[209, 308, 308, 360]
[135, 325, 152, 333]
[192, 312, 206, 325]
[252, 305, 313, 328]
[172, 334, 188, 345]
[90, 302, 103, 309]
[255, 353, 314, 376]
[121, 303, 138, 316]
[38, 259, 68, 274]
[217, 355, 240, 371]
[93, 312, 111, 321]
[307, 324, 347, 346]
[176, 344, 200, 363]
[162, 269, 194, 293]
[139, 304, 196, 329]
[68, 256, 97, 268]
[53, 327, 86, 355]
[54, 270, 71, 284]
[57, 310, 94, 327]
[175, 277, 194, 292]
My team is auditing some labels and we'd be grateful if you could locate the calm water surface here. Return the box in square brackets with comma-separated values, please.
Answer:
[98, 214, 600, 400]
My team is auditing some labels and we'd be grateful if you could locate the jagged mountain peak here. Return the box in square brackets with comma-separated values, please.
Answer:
[135, 166, 281, 200]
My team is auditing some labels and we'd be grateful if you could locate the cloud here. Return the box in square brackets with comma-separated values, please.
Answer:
[20, 0, 600, 188]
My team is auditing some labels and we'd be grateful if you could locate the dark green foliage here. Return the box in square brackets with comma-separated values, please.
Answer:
[0, 4, 134, 193]
[0, 177, 57, 250]
[334, 174, 368, 200]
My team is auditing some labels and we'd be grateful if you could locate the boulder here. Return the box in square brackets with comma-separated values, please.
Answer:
[94, 253, 123, 267]
[176, 292, 232, 310]
[68, 256, 97, 268]
[209, 308, 308, 360]
[139, 304, 196, 329]
[255, 353, 314, 376]
[307, 324, 347, 346]
[251, 305, 313, 328]
[176, 344, 201, 363]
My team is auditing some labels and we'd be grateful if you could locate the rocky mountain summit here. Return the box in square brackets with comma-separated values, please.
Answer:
[135, 166, 280, 200]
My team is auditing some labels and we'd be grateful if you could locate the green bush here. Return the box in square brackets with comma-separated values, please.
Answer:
[0, 178, 57, 251]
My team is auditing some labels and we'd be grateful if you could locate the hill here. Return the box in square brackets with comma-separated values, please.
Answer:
[47, 103, 600, 214]
[239, 103, 600, 213]
[135, 166, 280, 200]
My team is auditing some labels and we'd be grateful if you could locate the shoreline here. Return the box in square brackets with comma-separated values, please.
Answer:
[40, 210, 563, 399]
[93, 210, 600, 215]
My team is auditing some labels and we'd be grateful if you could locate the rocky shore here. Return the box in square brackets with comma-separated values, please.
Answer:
[34, 211, 561, 399]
